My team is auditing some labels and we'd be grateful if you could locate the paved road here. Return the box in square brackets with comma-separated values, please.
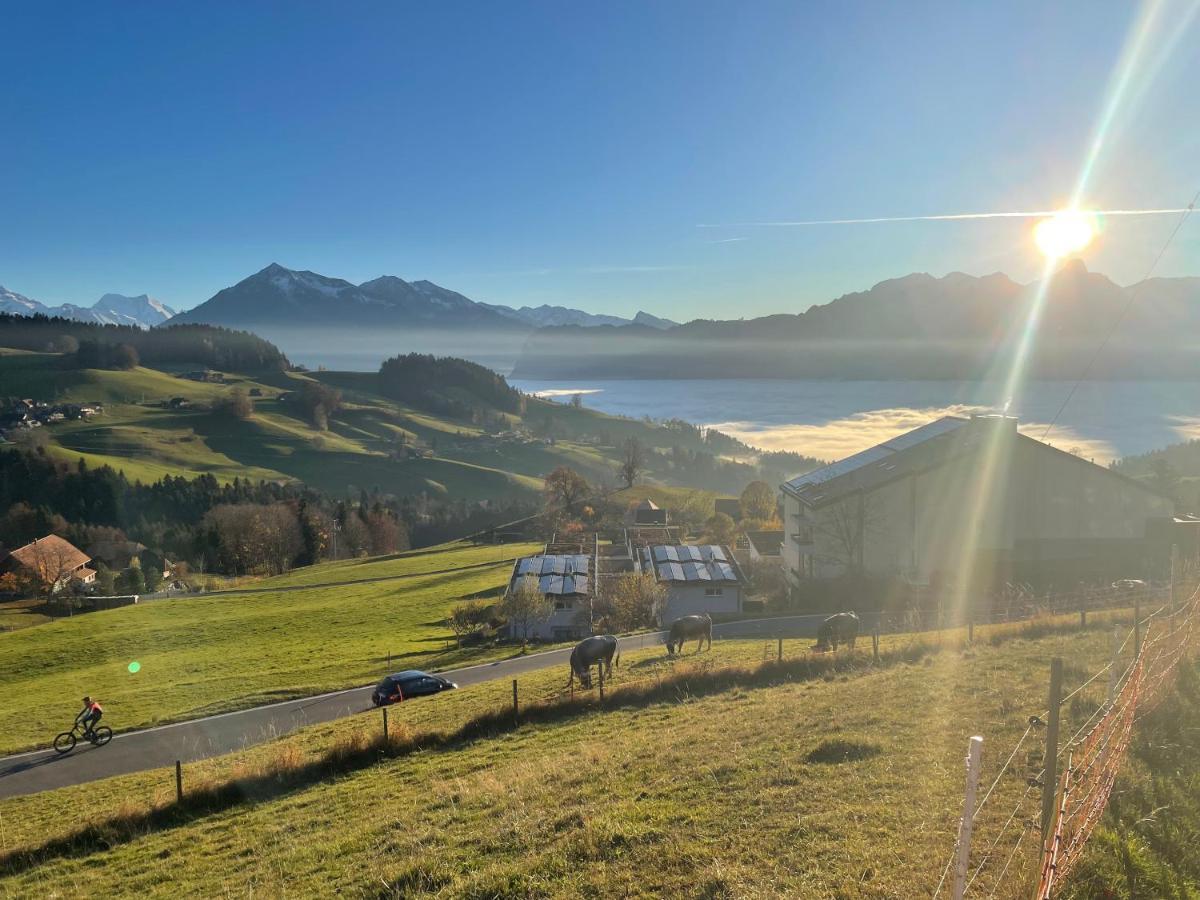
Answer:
[0, 616, 836, 800]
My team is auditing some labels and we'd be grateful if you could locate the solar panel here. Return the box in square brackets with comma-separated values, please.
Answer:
[653, 546, 670, 563]
[705, 545, 727, 561]
[881, 416, 966, 451]
[573, 555, 589, 574]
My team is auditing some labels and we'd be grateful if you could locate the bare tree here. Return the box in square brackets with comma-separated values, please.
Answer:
[618, 437, 647, 489]
[543, 466, 591, 515]
[598, 572, 666, 632]
[502, 575, 553, 642]
[812, 492, 886, 574]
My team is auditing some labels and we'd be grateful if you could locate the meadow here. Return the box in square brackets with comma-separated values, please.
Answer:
[0, 542, 539, 755]
[0, 615, 1159, 897]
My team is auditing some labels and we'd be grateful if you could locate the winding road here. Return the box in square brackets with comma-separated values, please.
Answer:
[0, 615, 837, 800]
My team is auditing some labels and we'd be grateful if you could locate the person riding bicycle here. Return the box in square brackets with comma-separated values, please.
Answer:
[76, 696, 103, 737]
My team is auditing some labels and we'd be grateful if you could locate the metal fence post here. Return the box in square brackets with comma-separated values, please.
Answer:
[1041, 658, 1063, 841]
[951, 736, 984, 900]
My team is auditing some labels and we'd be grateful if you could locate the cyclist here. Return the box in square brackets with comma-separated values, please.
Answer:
[76, 696, 103, 737]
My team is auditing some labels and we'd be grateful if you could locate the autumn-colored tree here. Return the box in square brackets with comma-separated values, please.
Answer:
[702, 511, 738, 546]
[502, 575, 553, 642]
[739, 480, 777, 523]
[543, 466, 591, 515]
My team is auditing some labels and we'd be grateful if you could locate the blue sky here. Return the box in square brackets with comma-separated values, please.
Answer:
[2, 1, 1198, 318]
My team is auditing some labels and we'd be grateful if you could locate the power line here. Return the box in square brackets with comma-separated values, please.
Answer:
[1040, 189, 1199, 442]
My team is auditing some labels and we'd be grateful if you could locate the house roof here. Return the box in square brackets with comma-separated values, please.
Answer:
[5, 535, 91, 580]
[640, 544, 742, 583]
[512, 554, 592, 595]
[780, 414, 1169, 508]
[745, 530, 784, 556]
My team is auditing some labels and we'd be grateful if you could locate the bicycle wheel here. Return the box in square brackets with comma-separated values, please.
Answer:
[53, 731, 77, 754]
[90, 726, 113, 747]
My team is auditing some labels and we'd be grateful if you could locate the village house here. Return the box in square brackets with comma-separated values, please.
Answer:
[636, 543, 745, 625]
[506, 553, 594, 641]
[0, 535, 96, 593]
[780, 415, 1175, 591]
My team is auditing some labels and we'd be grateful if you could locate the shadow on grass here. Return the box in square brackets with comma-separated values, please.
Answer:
[0, 637, 939, 876]
[804, 738, 883, 765]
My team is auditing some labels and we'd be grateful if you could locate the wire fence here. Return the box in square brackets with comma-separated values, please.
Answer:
[927, 578, 1198, 900]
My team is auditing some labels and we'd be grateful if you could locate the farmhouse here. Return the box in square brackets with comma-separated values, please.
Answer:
[507, 552, 593, 641]
[0, 535, 96, 593]
[780, 415, 1175, 589]
[628, 498, 667, 526]
[637, 544, 745, 625]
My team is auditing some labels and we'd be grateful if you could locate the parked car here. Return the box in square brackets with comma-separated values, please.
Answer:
[371, 670, 458, 706]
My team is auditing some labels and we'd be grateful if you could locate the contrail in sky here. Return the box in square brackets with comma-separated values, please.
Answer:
[696, 208, 1191, 227]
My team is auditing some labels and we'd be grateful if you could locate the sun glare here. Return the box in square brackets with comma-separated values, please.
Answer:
[1033, 210, 1097, 258]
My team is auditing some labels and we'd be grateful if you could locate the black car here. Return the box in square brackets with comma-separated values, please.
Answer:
[371, 670, 458, 706]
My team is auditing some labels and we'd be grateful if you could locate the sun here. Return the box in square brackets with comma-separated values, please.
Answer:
[1033, 210, 1097, 258]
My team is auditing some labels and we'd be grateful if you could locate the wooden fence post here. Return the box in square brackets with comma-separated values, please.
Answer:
[1040, 658, 1063, 842]
[175, 759, 183, 803]
[598, 663, 605, 701]
[951, 736, 984, 900]
[382, 707, 389, 740]
[968, 606, 974, 644]
[872, 625, 880, 662]
[777, 637, 783, 662]
[512, 679, 519, 721]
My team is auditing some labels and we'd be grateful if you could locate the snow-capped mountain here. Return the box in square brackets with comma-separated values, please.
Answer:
[0, 286, 176, 328]
[480, 303, 633, 328]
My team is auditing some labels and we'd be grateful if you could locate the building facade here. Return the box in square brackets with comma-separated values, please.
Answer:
[637, 544, 744, 625]
[781, 416, 1174, 590]
[506, 553, 593, 641]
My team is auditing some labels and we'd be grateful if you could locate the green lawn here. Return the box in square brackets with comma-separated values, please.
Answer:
[0, 543, 537, 755]
[0, 620, 1140, 897]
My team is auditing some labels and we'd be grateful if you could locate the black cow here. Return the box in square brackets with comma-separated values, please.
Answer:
[568, 635, 619, 689]
[666, 613, 713, 655]
[814, 612, 860, 652]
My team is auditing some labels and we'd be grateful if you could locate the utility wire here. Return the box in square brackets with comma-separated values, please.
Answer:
[1041, 189, 1199, 442]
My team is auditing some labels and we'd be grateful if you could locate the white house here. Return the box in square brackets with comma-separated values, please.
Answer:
[637, 544, 744, 625]
[780, 415, 1174, 589]
[507, 553, 593, 641]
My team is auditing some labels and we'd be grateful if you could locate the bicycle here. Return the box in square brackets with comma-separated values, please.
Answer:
[52, 720, 113, 754]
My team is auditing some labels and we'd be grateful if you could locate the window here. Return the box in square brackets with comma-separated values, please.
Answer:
[554, 599, 570, 610]
[704, 587, 724, 597]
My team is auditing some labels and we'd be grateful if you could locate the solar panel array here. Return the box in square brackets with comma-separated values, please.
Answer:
[513, 555, 591, 595]
[783, 415, 970, 495]
[643, 546, 739, 583]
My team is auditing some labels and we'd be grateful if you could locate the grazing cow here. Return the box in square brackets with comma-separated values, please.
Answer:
[568, 635, 619, 689]
[665, 613, 712, 655]
[814, 612, 860, 652]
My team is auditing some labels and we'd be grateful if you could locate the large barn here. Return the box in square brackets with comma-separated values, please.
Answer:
[780, 415, 1174, 590]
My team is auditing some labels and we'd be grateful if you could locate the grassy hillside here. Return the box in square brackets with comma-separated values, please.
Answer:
[0, 542, 539, 754]
[0, 621, 1135, 897]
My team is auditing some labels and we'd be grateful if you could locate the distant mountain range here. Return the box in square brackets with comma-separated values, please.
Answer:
[170, 263, 676, 333]
[511, 261, 1200, 380]
[0, 286, 176, 329]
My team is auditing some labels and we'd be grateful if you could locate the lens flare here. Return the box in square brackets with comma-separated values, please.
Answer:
[128, 660, 141, 674]
[1033, 211, 1097, 258]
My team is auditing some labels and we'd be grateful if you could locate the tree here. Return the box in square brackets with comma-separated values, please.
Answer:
[1150, 459, 1181, 505]
[502, 575, 553, 642]
[812, 493, 887, 574]
[702, 511, 738, 546]
[299, 380, 342, 431]
[50, 334, 79, 354]
[570, 393, 583, 409]
[600, 573, 666, 632]
[93, 562, 116, 595]
[112, 343, 139, 370]
[215, 387, 254, 420]
[618, 437, 647, 489]
[446, 599, 493, 646]
[543, 466, 591, 515]
[119, 562, 146, 595]
[739, 480, 777, 523]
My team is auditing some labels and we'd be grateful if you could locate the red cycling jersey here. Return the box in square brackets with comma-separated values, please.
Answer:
[86, 700, 102, 713]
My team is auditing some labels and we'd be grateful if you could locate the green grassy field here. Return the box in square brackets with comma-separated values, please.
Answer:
[0, 542, 539, 755]
[0, 619, 1142, 897]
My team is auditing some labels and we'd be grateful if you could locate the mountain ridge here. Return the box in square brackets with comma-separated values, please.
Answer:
[0, 286, 176, 328]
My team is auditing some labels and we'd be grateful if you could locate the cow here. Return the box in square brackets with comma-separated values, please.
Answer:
[568, 635, 619, 689]
[814, 612, 860, 652]
[665, 613, 712, 655]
